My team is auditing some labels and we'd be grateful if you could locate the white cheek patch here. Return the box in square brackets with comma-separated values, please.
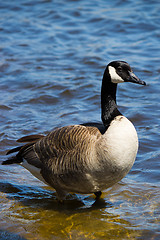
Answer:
[108, 66, 124, 83]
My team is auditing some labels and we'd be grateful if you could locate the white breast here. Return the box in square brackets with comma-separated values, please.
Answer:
[102, 115, 138, 172]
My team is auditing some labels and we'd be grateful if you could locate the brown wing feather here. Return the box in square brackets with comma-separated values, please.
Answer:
[3, 125, 102, 192]
[17, 134, 45, 143]
[5, 125, 101, 174]
[31, 125, 102, 188]
[82, 122, 106, 134]
[32, 125, 101, 167]
[6, 146, 23, 155]
[35, 125, 101, 154]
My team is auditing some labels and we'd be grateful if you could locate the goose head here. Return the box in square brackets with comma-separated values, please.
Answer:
[101, 61, 146, 127]
[107, 61, 146, 85]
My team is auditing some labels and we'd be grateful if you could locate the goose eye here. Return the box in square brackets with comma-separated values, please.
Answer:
[117, 67, 122, 72]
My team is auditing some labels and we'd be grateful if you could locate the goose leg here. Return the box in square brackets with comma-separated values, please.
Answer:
[56, 188, 68, 203]
[94, 191, 102, 200]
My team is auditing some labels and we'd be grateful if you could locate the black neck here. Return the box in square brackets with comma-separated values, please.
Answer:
[101, 71, 122, 128]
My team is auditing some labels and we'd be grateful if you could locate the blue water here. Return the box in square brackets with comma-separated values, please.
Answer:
[0, 0, 160, 239]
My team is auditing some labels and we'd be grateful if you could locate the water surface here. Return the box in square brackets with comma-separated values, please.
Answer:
[0, 0, 160, 239]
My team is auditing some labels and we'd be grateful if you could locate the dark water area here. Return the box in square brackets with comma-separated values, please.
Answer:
[0, 0, 160, 239]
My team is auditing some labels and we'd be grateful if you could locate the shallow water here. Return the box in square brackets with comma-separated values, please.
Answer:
[0, 0, 160, 239]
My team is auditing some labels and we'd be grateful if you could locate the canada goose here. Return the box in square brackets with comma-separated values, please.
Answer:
[2, 61, 146, 201]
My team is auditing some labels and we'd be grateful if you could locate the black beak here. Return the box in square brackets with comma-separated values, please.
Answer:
[128, 71, 146, 85]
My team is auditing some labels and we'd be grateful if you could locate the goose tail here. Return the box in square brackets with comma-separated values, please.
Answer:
[2, 134, 44, 165]
[2, 156, 22, 165]
[2, 146, 23, 165]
